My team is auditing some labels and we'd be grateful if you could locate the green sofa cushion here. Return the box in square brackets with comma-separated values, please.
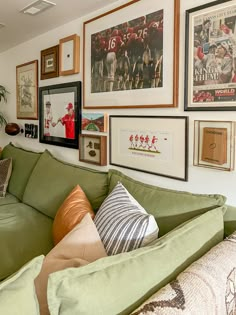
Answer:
[224, 204, 236, 236]
[108, 169, 226, 236]
[23, 150, 108, 218]
[1, 143, 41, 200]
[0, 193, 19, 206]
[47, 206, 225, 315]
[0, 203, 53, 281]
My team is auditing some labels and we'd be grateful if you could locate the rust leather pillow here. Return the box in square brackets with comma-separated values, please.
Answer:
[52, 185, 95, 245]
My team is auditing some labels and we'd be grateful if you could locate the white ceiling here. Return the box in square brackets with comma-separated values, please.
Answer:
[0, 0, 120, 53]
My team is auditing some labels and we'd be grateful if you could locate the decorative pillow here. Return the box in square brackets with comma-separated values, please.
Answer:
[0, 158, 12, 198]
[94, 182, 159, 255]
[52, 185, 95, 245]
[47, 207, 225, 315]
[0, 255, 44, 315]
[35, 213, 107, 315]
[131, 231, 236, 315]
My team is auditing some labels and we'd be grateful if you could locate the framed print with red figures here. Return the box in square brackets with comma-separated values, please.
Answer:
[185, 0, 236, 111]
[39, 81, 81, 149]
[83, 0, 180, 109]
[109, 116, 188, 181]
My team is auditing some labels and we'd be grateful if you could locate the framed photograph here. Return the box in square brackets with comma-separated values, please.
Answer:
[79, 134, 107, 166]
[83, 0, 180, 109]
[82, 112, 108, 132]
[59, 34, 80, 75]
[109, 115, 188, 181]
[39, 81, 81, 149]
[16, 60, 38, 119]
[41, 45, 59, 80]
[185, 0, 236, 111]
[193, 120, 235, 171]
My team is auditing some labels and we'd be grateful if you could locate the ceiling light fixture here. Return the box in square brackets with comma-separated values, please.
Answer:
[20, 0, 56, 16]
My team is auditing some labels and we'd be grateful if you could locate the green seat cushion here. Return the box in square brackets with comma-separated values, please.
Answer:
[0, 193, 19, 206]
[47, 206, 225, 315]
[0, 203, 53, 280]
[108, 169, 226, 236]
[224, 204, 236, 236]
[23, 150, 108, 218]
[1, 143, 42, 200]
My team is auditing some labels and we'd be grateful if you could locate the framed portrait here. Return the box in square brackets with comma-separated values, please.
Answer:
[79, 134, 107, 165]
[41, 45, 59, 80]
[39, 81, 81, 149]
[185, 0, 236, 111]
[16, 60, 38, 119]
[59, 34, 80, 76]
[83, 0, 180, 109]
[193, 120, 235, 171]
[109, 115, 188, 181]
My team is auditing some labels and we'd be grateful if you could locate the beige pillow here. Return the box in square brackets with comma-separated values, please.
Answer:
[52, 185, 95, 245]
[35, 213, 107, 315]
[0, 158, 12, 197]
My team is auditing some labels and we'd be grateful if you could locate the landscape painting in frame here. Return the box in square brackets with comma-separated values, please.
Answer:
[82, 112, 107, 132]
[185, 0, 236, 110]
[109, 116, 188, 181]
[83, 0, 179, 108]
[39, 81, 81, 149]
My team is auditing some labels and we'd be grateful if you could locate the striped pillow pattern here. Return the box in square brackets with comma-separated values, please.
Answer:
[94, 182, 158, 255]
[0, 158, 12, 198]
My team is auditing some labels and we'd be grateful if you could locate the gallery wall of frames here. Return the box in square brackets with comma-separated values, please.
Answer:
[1, 0, 236, 203]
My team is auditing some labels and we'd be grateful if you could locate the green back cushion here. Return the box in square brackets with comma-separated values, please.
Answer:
[108, 169, 226, 236]
[23, 150, 108, 218]
[47, 206, 225, 315]
[1, 143, 41, 200]
[224, 204, 236, 236]
[0, 203, 53, 281]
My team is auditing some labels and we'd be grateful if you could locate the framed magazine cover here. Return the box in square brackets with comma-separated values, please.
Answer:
[109, 115, 188, 181]
[39, 81, 81, 149]
[185, 0, 236, 111]
[193, 120, 235, 171]
[83, 0, 180, 109]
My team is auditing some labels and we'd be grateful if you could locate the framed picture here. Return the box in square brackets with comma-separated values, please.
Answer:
[82, 112, 108, 132]
[193, 120, 235, 171]
[185, 0, 236, 111]
[59, 34, 80, 75]
[109, 115, 188, 181]
[39, 81, 81, 149]
[16, 60, 38, 119]
[83, 0, 180, 109]
[79, 134, 107, 165]
[41, 45, 59, 80]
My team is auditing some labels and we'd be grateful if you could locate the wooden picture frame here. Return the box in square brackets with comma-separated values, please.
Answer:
[193, 120, 235, 171]
[59, 34, 80, 75]
[83, 0, 180, 109]
[185, 0, 236, 111]
[16, 60, 38, 119]
[79, 134, 107, 165]
[110, 115, 188, 181]
[39, 81, 81, 149]
[41, 45, 59, 80]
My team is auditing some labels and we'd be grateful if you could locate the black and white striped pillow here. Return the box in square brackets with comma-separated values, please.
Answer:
[94, 182, 159, 255]
[0, 158, 12, 198]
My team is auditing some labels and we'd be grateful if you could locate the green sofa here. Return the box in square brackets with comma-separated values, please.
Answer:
[1, 143, 236, 314]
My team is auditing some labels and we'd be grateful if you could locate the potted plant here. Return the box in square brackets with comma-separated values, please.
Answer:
[0, 85, 8, 127]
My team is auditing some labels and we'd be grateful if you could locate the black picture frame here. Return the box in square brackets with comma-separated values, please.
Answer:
[39, 81, 81, 149]
[184, 0, 236, 111]
[109, 115, 188, 181]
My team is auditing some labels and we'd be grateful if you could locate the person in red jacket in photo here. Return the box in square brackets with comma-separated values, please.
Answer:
[57, 102, 75, 139]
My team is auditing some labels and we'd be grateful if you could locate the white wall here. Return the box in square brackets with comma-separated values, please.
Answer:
[1, 0, 236, 205]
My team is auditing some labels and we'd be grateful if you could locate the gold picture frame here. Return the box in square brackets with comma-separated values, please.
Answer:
[16, 60, 38, 120]
[59, 34, 80, 75]
[41, 45, 59, 80]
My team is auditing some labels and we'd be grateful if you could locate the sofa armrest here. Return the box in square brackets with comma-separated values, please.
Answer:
[224, 204, 236, 237]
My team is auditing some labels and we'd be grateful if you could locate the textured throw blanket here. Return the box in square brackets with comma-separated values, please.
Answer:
[131, 232, 236, 315]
